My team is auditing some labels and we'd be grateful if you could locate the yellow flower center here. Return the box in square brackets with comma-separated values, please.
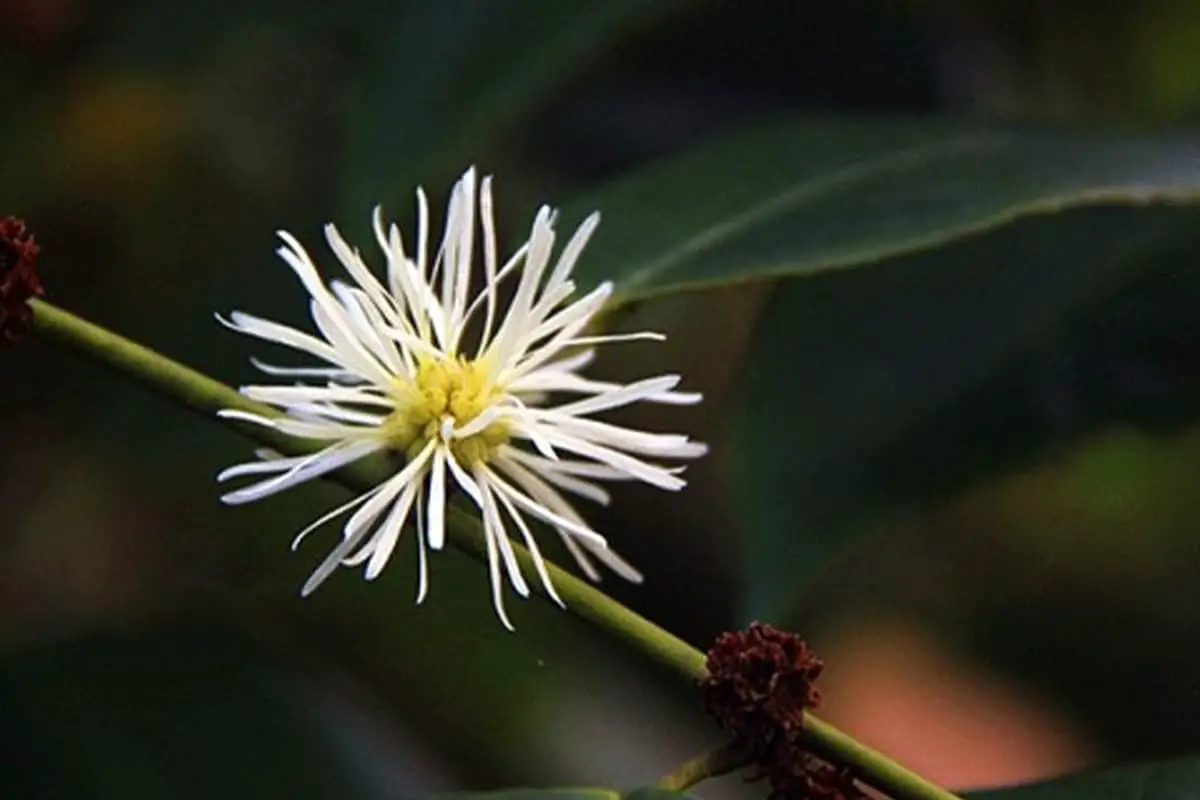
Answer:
[382, 357, 509, 466]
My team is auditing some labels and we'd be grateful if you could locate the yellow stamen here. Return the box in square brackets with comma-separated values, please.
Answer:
[382, 357, 509, 465]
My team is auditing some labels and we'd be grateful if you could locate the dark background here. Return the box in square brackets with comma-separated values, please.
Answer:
[1, 1, 1198, 797]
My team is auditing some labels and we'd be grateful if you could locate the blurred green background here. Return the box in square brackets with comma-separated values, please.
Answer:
[1, 1, 1199, 797]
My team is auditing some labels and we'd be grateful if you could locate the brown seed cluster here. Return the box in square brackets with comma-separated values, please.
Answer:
[703, 621, 824, 746]
[0, 216, 42, 345]
[702, 622, 867, 800]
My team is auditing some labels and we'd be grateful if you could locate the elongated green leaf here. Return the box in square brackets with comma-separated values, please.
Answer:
[968, 758, 1200, 800]
[565, 118, 1200, 302]
[561, 116, 1200, 616]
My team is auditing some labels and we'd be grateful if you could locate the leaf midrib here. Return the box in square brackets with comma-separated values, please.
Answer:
[609, 133, 1200, 305]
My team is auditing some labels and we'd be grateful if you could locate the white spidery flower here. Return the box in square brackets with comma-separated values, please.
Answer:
[216, 167, 706, 629]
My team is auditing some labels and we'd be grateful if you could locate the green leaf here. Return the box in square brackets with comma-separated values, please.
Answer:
[968, 758, 1200, 800]
[560, 116, 1200, 616]
[337, 0, 682, 220]
[732, 205, 1200, 616]
[564, 117, 1200, 302]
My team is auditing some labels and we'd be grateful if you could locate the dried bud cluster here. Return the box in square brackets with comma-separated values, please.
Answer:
[703, 621, 824, 746]
[0, 216, 42, 344]
[702, 622, 867, 800]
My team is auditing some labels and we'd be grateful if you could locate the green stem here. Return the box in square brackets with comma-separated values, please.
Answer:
[804, 716, 961, 800]
[30, 299, 706, 678]
[30, 298, 962, 800]
[657, 740, 753, 792]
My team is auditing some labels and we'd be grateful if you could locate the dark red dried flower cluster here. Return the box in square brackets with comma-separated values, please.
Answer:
[702, 622, 867, 800]
[0, 216, 43, 344]
[703, 621, 824, 743]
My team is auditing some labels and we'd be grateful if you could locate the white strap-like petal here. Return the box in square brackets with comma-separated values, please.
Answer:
[216, 312, 342, 369]
[414, 485, 429, 604]
[517, 427, 687, 491]
[481, 503, 515, 632]
[216, 408, 371, 441]
[510, 369, 700, 406]
[481, 464, 607, 548]
[249, 358, 358, 382]
[364, 482, 420, 580]
[240, 384, 394, 408]
[299, 443, 434, 595]
[499, 446, 647, 481]
[497, 459, 642, 584]
[490, 481, 565, 607]
[219, 438, 382, 505]
[531, 413, 708, 459]
[544, 212, 599, 300]
[495, 450, 610, 505]
[544, 375, 681, 418]
[468, 465, 531, 599]
[425, 448, 447, 550]
[291, 484, 383, 552]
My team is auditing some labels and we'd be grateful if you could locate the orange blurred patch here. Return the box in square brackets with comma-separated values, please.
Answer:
[817, 619, 1100, 792]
